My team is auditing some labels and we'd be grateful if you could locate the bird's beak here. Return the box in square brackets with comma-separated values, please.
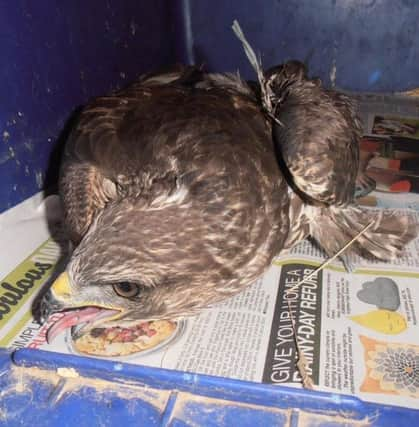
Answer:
[41, 271, 123, 343]
[50, 272, 72, 302]
[40, 272, 74, 322]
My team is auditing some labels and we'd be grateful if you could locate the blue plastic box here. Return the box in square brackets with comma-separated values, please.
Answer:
[1, 348, 418, 426]
[1, 1, 419, 425]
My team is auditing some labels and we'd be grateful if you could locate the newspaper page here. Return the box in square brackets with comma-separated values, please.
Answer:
[268, 235, 419, 409]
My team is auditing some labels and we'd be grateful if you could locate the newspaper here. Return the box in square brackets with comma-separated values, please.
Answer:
[1, 93, 419, 410]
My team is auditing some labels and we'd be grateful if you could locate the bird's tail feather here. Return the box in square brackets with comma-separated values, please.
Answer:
[312, 205, 417, 261]
[285, 195, 418, 267]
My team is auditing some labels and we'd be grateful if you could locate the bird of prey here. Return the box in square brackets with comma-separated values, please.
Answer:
[41, 64, 416, 342]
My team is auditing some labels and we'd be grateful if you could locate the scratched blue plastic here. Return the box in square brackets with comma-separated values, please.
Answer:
[0, 348, 417, 426]
[184, 0, 419, 92]
[3, 0, 419, 212]
[0, 0, 174, 213]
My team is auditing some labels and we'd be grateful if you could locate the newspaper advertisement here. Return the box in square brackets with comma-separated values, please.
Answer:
[270, 238, 419, 409]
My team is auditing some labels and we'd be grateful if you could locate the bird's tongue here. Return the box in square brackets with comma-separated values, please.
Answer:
[46, 306, 119, 344]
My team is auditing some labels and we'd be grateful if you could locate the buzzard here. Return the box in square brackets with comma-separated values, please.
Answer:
[41, 64, 416, 342]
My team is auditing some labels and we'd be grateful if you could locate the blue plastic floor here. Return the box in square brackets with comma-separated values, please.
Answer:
[0, 348, 417, 426]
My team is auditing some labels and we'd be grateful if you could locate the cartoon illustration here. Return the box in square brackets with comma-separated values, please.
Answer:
[350, 310, 407, 335]
[351, 278, 407, 335]
[360, 335, 419, 398]
[357, 277, 400, 311]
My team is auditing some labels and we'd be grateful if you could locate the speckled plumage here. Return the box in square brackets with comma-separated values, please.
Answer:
[50, 68, 290, 322]
[268, 63, 361, 206]
[41, 64, 417, 332]
[266, 61, 417, 262]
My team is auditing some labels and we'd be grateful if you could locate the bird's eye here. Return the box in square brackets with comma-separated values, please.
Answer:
[113, 282, 141, 298]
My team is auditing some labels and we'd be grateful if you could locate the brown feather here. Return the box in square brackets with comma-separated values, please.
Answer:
[56, 69, 290, 321]
[42, 65, 417, 330]
[267, 60, 417, 265]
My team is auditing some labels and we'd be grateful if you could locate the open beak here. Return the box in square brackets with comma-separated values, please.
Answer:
[41, 272, 122, 344]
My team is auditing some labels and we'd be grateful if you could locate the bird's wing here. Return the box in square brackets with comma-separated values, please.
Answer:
[60, 66, 204, 243]
[273, 84, 361, 206]
[60, 96, 130, 243]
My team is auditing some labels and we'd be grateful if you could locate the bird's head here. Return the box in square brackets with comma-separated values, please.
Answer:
[40, 187, 248, 342]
